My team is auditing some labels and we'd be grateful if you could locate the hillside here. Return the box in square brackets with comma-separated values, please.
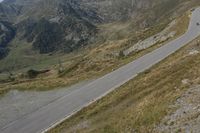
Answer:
[0, 0, 200, 132]
[0, 0, 198, 79]
[0, 0, 194, 70]
[0, 2, 19, 59]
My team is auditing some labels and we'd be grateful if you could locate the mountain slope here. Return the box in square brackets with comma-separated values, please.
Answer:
[0, 2, 20, 21]
[0, 0, 185, 56]
[0, 1, 19, 59]
[0, 21, 16, 59]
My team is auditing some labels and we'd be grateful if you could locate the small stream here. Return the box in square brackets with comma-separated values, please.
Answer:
[0, 81, 91, 129]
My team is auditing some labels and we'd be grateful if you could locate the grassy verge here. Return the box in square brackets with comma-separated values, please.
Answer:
[48, 35, 200, 133]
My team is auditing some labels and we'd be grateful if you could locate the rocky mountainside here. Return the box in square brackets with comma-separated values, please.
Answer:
[0, 21, 15, 59]
[0, 0, 100, 55]
[0, 2, 20, 21]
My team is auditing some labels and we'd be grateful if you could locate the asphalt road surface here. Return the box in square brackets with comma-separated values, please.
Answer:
[1, 8, 200, 133]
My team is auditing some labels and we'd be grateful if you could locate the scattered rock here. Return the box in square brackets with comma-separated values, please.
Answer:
[188, 49, 199, 55]
[71, 121, 90, 131]
[155, 85, 200, 133]
[182, 79, 190, 85]
[123, 20, 176, 56]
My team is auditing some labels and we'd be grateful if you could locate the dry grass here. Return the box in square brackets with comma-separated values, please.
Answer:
[172, 11, 191, 36]
[48, 35, 200, 133]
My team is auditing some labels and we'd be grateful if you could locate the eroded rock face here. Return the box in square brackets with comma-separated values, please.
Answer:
[2, 0, 99, 54]
[0, 21, 15, 59]
[0, 2, 19, 59]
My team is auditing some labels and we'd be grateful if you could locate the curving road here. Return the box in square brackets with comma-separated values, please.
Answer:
[1, 8, 200, 133]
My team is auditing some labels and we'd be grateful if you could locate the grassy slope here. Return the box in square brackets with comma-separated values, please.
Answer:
[48, 31, 200, 133]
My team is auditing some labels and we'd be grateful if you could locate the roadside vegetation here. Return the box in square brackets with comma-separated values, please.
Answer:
[48, 34, 200, 133]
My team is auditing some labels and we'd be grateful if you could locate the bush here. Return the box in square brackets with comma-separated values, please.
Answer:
[119, 50, 125, 58]
[27, 69, 50, 78]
